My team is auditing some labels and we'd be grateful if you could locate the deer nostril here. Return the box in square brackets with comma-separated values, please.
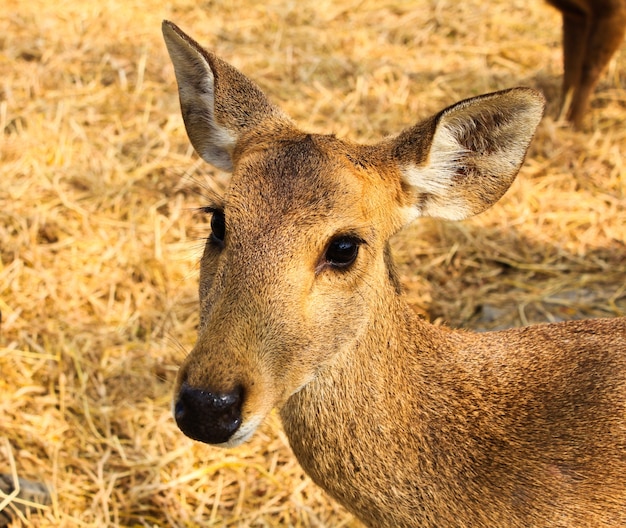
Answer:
[175, 383, 244, 444]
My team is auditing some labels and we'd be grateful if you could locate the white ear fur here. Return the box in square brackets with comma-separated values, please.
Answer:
[402, 123, 473, 220]
[178, 64, 239, 172]
[396, 88, 545, 221]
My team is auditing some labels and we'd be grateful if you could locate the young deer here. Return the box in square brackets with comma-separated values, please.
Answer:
[162, 21, 626, 528]
[546, 0, 626, 126]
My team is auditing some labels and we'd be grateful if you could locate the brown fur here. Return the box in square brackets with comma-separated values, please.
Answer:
[546, 0, 626, 126]
[162, 21, 626, 527]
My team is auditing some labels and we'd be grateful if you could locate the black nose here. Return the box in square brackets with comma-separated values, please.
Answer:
[174, 383, 243, 444]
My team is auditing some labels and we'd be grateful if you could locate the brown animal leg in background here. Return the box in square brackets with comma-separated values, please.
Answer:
[569, 11, 626, 126]
[560, 10, 589, 123]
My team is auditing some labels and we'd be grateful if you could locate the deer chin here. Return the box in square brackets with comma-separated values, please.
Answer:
[216, 414, 265, 448]
[221, 379, 314, 448]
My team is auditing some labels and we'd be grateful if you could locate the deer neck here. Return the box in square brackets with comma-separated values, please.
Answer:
[279, 296, 461, 525]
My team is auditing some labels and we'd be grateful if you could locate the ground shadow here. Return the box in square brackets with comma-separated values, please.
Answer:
[392, 219, 626, 332]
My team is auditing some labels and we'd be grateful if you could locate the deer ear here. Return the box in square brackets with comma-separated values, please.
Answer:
[162, 21, 289, 172]
[392, 88, 545, 221]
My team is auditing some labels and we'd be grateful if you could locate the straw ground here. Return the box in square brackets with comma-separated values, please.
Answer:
[1, 0, 624, 526]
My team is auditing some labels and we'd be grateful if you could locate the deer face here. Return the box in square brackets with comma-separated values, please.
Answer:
[175, 134, 406, 446]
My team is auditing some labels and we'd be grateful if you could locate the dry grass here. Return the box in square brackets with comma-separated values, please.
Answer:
[1, 0, 625, 526]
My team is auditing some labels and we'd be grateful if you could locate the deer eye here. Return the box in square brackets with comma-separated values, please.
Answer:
[209, 209, 225, 247]
[325, 236, 361, 269]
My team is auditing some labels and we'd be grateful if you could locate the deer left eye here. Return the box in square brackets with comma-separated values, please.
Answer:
[325, 236, 361, 269]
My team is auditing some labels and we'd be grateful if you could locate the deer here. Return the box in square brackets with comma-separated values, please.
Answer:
[162, 21, 626, 528]
[546, 0, 626, 127]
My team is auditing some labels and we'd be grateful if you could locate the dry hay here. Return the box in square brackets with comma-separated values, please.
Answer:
[1, 0, 624, 526]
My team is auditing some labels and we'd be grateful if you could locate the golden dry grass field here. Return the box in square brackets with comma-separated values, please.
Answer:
[1, 0, 625, 526]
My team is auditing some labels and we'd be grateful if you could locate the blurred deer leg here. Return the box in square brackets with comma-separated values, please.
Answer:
[569, 11, 626, 126]
[560, 10, 588, 122]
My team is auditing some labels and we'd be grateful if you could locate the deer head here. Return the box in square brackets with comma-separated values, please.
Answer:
[162, 20, 545, 447]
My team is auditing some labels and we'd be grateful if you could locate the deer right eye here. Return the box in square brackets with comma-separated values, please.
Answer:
[209, 210, 226, 247]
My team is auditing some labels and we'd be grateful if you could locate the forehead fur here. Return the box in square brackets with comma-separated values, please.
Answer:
[228, 133, 371, 222]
